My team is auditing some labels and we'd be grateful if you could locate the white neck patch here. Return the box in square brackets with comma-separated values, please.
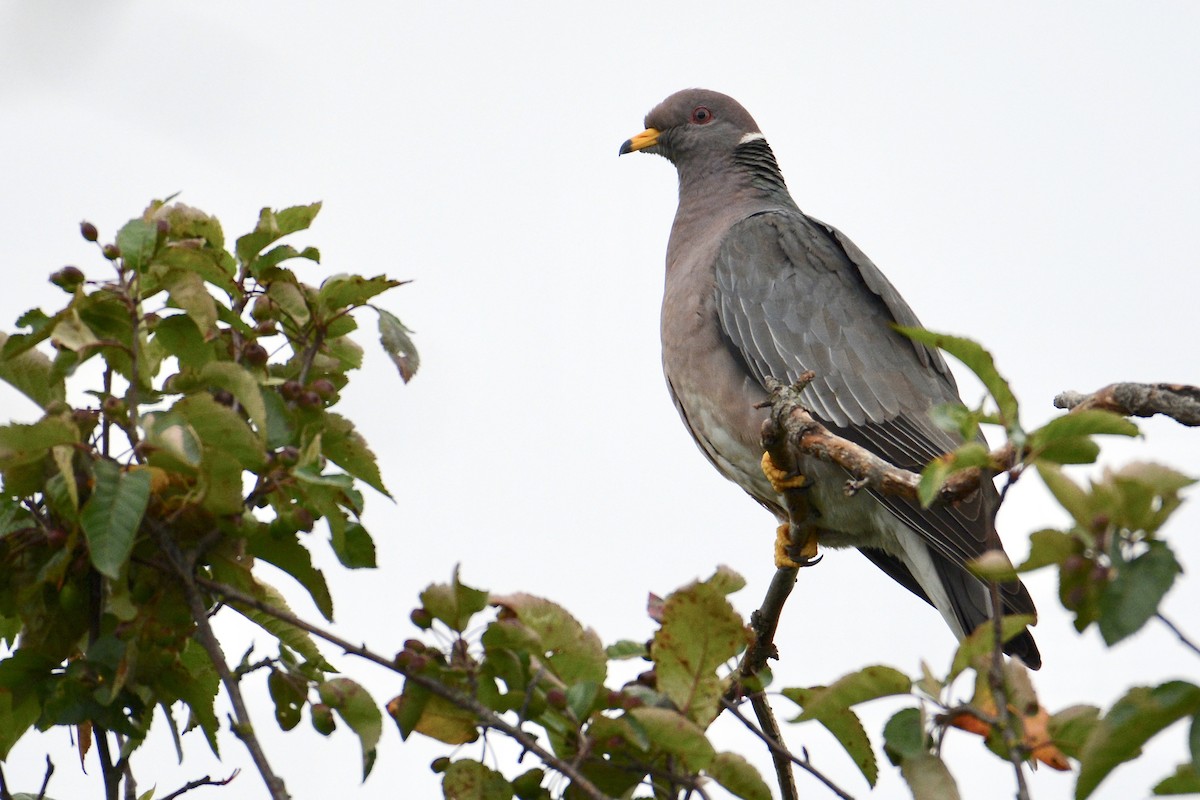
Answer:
[738, 132, 766, 144]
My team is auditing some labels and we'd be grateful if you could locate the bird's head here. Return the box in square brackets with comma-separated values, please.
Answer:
[619, 89, 763, 164]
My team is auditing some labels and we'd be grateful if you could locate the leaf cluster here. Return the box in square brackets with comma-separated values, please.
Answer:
[0, 201, 415, 778]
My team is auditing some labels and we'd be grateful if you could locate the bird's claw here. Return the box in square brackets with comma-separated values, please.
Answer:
[760, 452, 808, 493]
[774, 522, 821, 569]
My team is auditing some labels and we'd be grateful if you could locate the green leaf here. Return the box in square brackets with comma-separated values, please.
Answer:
[198, 361, 268, 441]
[949, 615, 1036, 680]
[1190, 712, 1200, 772]
[605, 640, 648, 660]
[388, 683, 479, 745]
[377, 308, 419, 383]
[236, 203, 322, 266]
[441, 759, 513, 800]
[421, 568, 490, 634]
[899, 752, 962, 800]
[267, 668, 305, 731]
[1098, 541, 1181, 646]
[81, 461, 152, 579]
[0, 333, 65, 410]
[786, 665, 912, 723]
[489, 593, 605, 685]
[1018, 529, 1077, 572]
[331, 522, 377, 569]
[882, 707, 925, 764]
[248, 529, 334, 621]
[321, 412, 389, 497]
[160, 268, 218, 335]
[318, 678, 382, 781]
[153, 314, 212, 369]
[3, 308, 63, 359]
[566, 681, 598, 720]
[1036, 437, 1101, 465]
[317, 274, 402, 312]
[1155, 763, 1200, 795]
[116, 218, 158, 272]
[707, 751, 772, 800]
[174, 393, 266, 470]
[652, 568, 750, 725]
[1077, 681, 1200, 799]
[628, 707, 715, 770]
[1030, 409, 1138, 445]
[917, 442, 992, 508]
[0, 686, 40, 759]
[784, 685, 878, 786]
[1047, 705, 1101, 760]
[152, 244, 237, 295]
[895, 327, 1020, 437]
[0, 417, 78, 469]
[254, 244, 320, 276]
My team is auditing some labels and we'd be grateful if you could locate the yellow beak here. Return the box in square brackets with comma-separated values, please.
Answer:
[619, 127, 660, 156]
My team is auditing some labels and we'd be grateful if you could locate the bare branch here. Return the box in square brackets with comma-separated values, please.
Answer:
[1157, 613, 1200, 659]
[721, 698, 855, 800]
[36, 756, 54, 800]
[1055, 382, 1200, 426]
[160, 770, 240, 800]
[188, 574, 615, 800]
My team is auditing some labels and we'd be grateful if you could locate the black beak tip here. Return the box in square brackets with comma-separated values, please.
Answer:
[618, 139, 634, 156]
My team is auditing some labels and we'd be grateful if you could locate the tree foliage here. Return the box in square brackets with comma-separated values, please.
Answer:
[0, 202, 1195, 800]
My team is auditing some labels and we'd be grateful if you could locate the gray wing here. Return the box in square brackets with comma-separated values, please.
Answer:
[712, 210, 1038, 664]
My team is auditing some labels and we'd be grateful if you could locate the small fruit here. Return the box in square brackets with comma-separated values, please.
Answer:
[212, 389, 235, 406]
[309, 378, 336, 399]
[102, 243, 121, 260]
[243, 343, 269, 367]
[545, 689, 567, 710]
[280, 380, 303, 401]
[50, 266, 85, 291]
[430, 757, 451, 774]
[410, 608, 433, 629]
[254, 321, 276, 336]
[298, 391, 322, 409]
[80, 221, 99, 242]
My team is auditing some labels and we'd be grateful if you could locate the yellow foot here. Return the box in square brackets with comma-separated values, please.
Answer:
[760, 452, 807, 493]
[774, 522, 820, 569]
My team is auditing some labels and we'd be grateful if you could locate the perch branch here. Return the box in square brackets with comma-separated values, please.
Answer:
[1055, 382, 1200, 426]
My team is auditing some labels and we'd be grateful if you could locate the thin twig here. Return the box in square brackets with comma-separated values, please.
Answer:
[987, 581, 1030, 800]
[749, 693, 799, 800]
[721, 698, 855, 800]
[0, 762, 11, 800]
[1157, 613, 1200, 659]
[189, 574, 614, 800]
[36, 756, 54, 800]
[160, 770, 240, 800]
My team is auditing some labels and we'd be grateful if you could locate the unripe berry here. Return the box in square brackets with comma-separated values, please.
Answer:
[80, 221, 99, 242]
[310, 378, 336, 399]
[102, 243, 120, 260]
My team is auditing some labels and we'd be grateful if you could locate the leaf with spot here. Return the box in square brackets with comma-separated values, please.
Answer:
[377, 308, 419, 383]
[627, 707, 715, 771]
[318, 678, 382, 780]
[441, 760, 513, 800]
[652, 567, 749, 726]
[490, 593, 605, 686]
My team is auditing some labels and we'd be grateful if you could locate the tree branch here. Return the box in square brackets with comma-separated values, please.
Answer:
[151, 528, 290, 800]
[188, 574, 615, 800]
[721, 698, 855, 800]
[1055, 382, 1200, 426]
[761, 377, 1015, 508]
[1156, 612, 1200, 659]
[986, 580, 1030, 800]
[160, 770, 240, 800]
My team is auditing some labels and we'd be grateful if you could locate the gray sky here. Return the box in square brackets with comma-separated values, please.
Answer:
[2, 2, 1198, 798]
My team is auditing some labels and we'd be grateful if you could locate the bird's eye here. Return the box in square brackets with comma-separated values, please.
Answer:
[690, 106, 713, 124]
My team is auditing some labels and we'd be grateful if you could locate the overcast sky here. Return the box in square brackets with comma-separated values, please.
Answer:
[2, 3, 1198, 799]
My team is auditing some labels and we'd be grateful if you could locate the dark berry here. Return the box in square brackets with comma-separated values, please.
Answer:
[280, 380, 303, 401]
[243, 343, 269, 367]
[102, 244, 120, 260]
[310, 378, 336, 399]
[80, 221, 99, 242]
[50, 266, 85, 291]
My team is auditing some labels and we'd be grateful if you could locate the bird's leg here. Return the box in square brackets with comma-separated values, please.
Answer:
[761, 452, 820, 567]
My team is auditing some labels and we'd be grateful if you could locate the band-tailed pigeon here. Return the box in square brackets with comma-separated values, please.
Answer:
[621, 89, 1039, 668]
